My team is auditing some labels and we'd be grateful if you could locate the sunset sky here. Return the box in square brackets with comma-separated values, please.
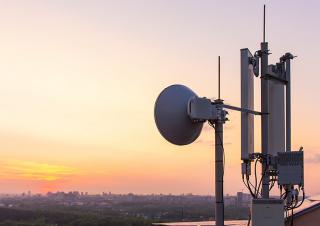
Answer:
[0, 0, 319, 196]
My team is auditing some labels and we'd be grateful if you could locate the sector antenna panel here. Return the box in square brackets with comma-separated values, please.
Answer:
[241, 49, 255, 160]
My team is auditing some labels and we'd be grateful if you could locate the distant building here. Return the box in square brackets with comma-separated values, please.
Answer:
[236, 192, 251, 207]
[224, 195, 236, 206]
[236, 192, 243, 207]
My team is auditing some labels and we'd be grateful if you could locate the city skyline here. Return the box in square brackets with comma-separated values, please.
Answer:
[0, 0, 319, 196]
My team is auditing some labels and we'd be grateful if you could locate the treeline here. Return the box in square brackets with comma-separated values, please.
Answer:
[0, 198, 250, 225]
[0, 207, 152, 226]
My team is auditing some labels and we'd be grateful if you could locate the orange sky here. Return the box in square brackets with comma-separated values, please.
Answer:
[0, 0, 319, 196]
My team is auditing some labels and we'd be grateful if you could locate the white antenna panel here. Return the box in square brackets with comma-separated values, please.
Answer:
[269, 79, 285, 155]
[241, 49, 254, 160]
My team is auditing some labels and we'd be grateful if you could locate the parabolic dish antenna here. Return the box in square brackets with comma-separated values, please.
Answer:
[154, 84, 203, 145]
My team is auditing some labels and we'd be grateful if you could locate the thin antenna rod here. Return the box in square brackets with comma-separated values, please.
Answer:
[263, 4, 266, 42]
[218, 56, 221, 99]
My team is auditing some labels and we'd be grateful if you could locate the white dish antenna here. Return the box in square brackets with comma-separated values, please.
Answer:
[154, 84, 203, 145]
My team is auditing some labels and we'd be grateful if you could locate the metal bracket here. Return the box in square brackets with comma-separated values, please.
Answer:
[280, 52, 296, 62]
[249, 55, 260, 77]
[188, 97, 218, 121]
[222, 104, 265, 115]
[263, 64, 288, 84]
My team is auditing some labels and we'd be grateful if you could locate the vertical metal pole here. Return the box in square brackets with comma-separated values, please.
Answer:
[285, 58, 291, 152]
[261, 42, 270, 198]
[263, 5, 266, 42]
[218, 56, 221, 100]
[284, 54, 294, 207]
[215, 104, 224, 226]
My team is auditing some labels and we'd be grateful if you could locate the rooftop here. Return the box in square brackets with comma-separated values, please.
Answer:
[153, 220, 247, 226]
[291, 194, 320, 218]
[154, 195, 320, 226]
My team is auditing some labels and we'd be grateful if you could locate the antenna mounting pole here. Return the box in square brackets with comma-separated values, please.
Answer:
[261, 4, 270, 198]
[214, 99, 225, 226]
[218, 56, 221, 100]
[263, 4, 266, 42]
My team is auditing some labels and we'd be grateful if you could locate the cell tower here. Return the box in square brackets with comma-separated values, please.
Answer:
[154, 5, 304, 226]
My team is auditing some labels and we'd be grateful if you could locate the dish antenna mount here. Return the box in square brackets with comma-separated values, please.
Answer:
[155, 57, 230, 226]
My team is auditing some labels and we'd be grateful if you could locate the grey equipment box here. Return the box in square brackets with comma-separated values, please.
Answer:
[277, 151, 304, 186]
[251, 199, 284, 226]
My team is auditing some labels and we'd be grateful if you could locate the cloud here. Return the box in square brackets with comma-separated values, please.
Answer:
[201, 122, 235, 132]
[194, 138, 231, 147]
[305, 153, 320, 164]
[0, 159, 77, 181]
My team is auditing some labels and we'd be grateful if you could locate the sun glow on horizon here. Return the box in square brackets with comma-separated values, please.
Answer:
[0, 159, 77, 181]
